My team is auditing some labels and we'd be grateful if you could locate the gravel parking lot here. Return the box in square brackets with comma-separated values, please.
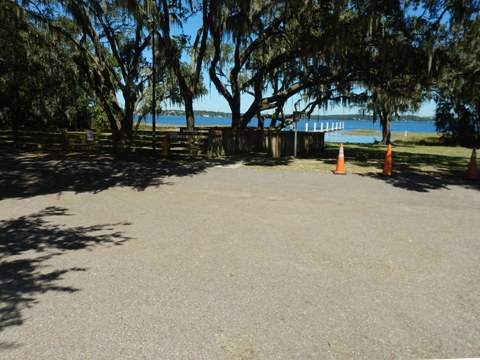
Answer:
[1, 153, 479, 359]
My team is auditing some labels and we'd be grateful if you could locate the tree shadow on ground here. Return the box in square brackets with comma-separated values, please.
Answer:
[320, 144, 479, 192]
[231, 152, 293, 167]
[0, 207, 130, 338]
[358, 171, 479, 192]
[0, 151, 247, 200]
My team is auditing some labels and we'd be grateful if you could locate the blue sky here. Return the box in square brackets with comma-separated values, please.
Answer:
[189, 91, 437, 117]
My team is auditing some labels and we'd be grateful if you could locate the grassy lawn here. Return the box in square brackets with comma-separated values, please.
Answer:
[1, 126, 474, 178]
[343, 129, 442, 144]
[136, 126, 473, 176]
[243, 140, 474, 177]
[323, 142, 472, 175]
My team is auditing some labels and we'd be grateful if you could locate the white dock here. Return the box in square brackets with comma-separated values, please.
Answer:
[304, 121, 344, 132]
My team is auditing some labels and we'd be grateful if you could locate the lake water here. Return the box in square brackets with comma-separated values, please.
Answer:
[323, 119, 437, 143]
[143, 115, 437, 143]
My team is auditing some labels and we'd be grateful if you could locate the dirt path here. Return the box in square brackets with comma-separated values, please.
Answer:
[1, 154, 479, 359]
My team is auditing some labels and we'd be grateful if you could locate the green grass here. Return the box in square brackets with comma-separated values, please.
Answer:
[1, 127, 474, 177]
[344, 129, 441, 144]
[241, 141, 474, 176]
[328, 142, 472, 175]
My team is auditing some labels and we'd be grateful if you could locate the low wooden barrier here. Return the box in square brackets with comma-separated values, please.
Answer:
[0, 129, 209, 157]
[132, 129, 209, 156]
[208, 128, 265, 156]
[207, 127, 324, 158]
[0, 127, 324, 158]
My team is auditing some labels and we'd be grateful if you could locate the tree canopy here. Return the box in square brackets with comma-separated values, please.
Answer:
[0, 2, 93, 135]
[2, 0, 479, 146]
[434, 7, 480, 146]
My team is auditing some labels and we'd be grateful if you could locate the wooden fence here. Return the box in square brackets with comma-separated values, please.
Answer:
[208, 127, 325, 157]
[0, 129, 209, 157]
[0, 127, 324, 158]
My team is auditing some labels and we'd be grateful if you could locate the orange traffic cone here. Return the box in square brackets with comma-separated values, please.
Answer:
[334, 143, 346, 175]
[466, 148, 478, 180]
[382, 144, 392, 176]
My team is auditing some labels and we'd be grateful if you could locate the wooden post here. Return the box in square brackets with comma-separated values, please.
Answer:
[294, 123, 298, 157]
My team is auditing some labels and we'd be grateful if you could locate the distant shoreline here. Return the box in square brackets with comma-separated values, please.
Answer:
[155, 111, 435, 122]
[157, 112, 434, 122]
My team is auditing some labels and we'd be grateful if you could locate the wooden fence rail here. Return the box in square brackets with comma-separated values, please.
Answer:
[0, 129, 209, 157]
[0, 128, 324, 158]
[207, 127, 325, 157]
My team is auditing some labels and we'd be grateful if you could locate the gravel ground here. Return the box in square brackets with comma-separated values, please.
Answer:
[1, 154, 479, 359]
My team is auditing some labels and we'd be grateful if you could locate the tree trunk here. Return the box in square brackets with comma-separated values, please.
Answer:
[230, 96, 242, 130]
[380, 110, 392, 144]
[269, 117, 277, 128]
[184, 96, 195, 131]
[121, 93, 136, 148]
[240, 105, 259, 129]
[11, 116, 19, 148]
[258, 114, 264, 129]
[121, 112, 134, 148]
[108, 118, 122, 152]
